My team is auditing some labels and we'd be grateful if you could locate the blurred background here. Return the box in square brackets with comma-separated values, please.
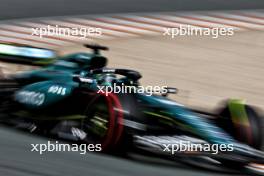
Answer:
[0, 0, 264, 176]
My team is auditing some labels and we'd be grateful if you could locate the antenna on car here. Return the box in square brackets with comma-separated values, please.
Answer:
[84, 44, 109, 55]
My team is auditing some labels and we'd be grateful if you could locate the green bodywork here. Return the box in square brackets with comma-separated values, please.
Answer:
[14, 52, 105, 82]
[11, 51, 249, 147]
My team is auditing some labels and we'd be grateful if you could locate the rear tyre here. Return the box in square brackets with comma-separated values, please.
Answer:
[218, 100, 262, 150]
[0, 78, 19, 121]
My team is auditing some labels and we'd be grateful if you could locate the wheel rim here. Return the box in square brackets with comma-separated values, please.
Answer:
[81, 95, 115, 150]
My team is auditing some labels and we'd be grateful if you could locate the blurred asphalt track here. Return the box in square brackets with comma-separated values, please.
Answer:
[0, 1, 263, 176]
[0, 126, 234, 176]
[1, 0, 264, 20]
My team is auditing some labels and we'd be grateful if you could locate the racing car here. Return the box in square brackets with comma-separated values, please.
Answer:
[0, 44, 263, 175]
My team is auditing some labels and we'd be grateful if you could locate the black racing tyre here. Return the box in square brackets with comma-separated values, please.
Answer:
[0, 78, 20, 92]
[0, 78, 19, 105]
[0, 78, 19, 122]
[81, 93, 125, 152]
[218, 101, 262, 150]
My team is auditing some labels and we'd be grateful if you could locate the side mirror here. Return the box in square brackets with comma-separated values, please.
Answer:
[162, 87, 178, 97]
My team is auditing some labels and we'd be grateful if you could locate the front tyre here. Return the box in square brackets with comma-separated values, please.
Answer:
[81, 93, 124, 152]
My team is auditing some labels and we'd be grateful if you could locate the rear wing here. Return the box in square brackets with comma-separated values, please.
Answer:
[0, 43, 57, 66]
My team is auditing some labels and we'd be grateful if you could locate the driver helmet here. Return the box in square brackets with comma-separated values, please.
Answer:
[97, 73, 117, 86]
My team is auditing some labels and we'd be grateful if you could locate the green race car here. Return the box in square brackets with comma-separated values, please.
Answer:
[0, 44, 263, 175]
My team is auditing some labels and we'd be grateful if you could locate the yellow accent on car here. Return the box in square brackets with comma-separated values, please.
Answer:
[228, 99, 249, 126]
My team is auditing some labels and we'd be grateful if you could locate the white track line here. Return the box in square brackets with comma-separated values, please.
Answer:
[96, 17, 165, 32]
[0, 27, 71, 46]
[92, 17, 159, 35]
[0, 10, 263, 49]
[63, 18, 138, 37]
[192, 14, 259, 30]
[75, 18, 154, 35]
[0, 24, 73, 46]
[115, 15, 197, 29]
[206, 12, 264, 30]
[0, 36, 55, 49]
[242, 11, 264, 18]
[212, 12, 264, 25]
[154, 13, 242, 30]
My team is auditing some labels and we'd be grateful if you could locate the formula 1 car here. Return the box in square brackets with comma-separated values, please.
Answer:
[0, 44, 263, 175]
